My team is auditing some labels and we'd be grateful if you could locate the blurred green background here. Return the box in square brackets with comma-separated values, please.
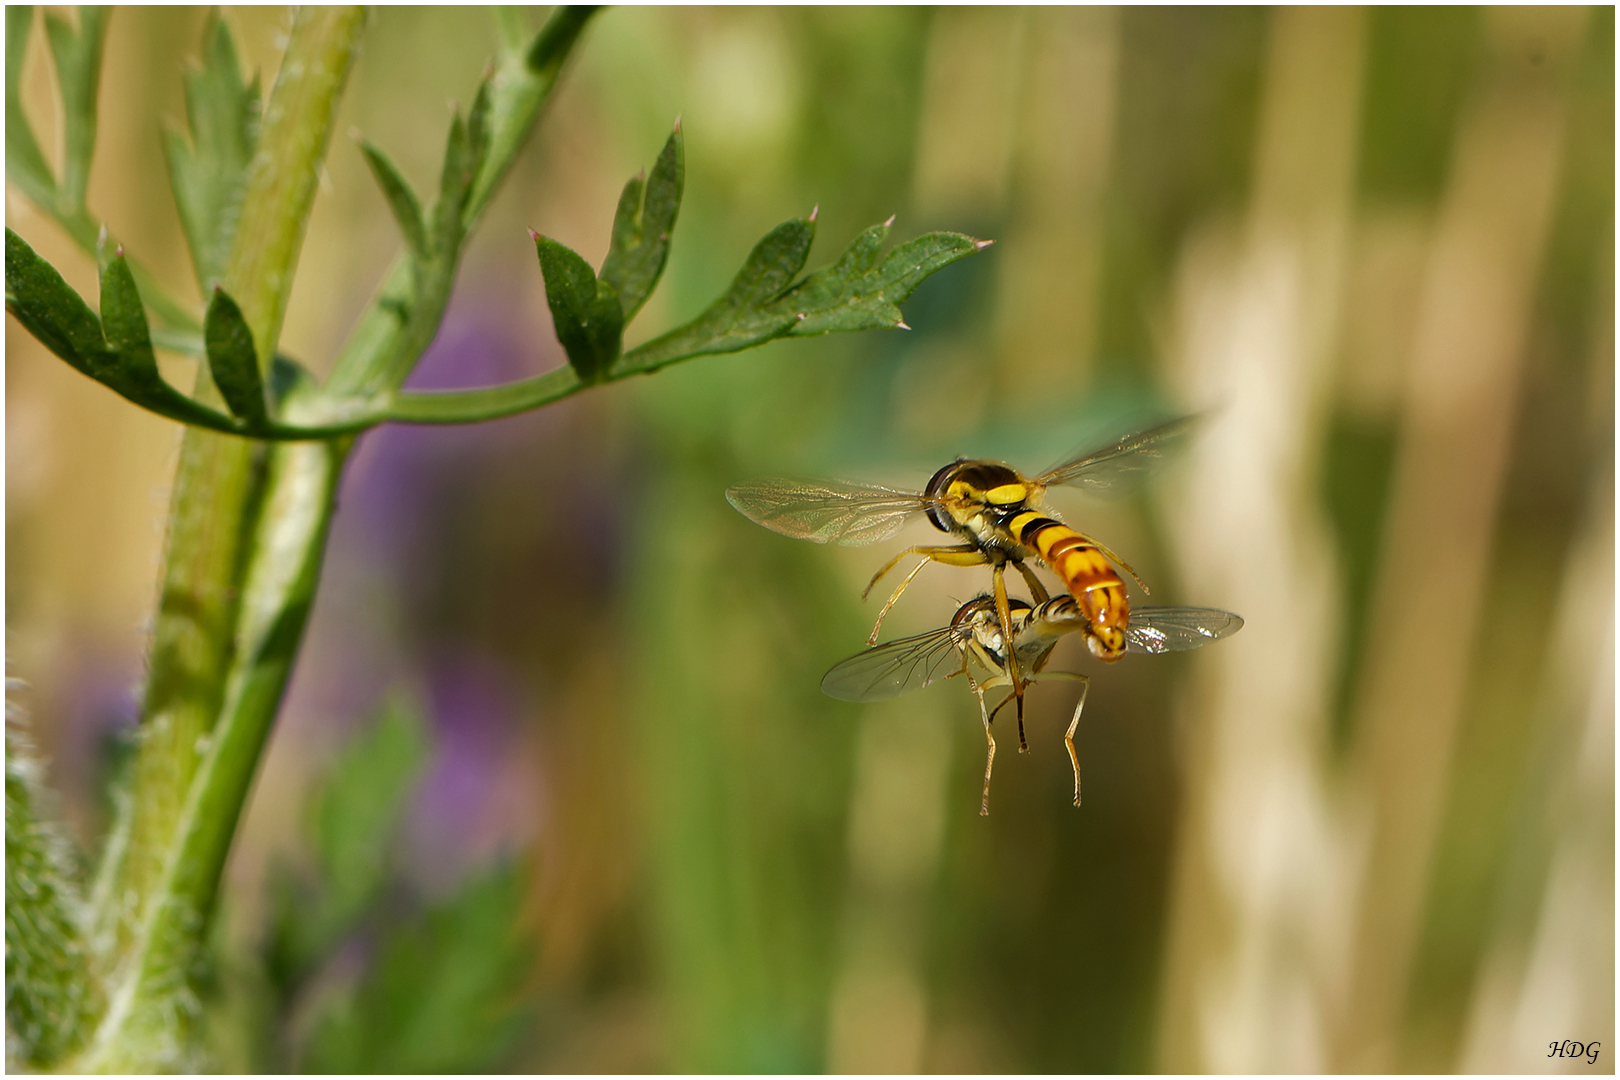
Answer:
[6, 6, 1612, 1072]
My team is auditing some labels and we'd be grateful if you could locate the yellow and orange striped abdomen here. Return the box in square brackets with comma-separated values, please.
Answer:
[1008, 511, 1129, 661]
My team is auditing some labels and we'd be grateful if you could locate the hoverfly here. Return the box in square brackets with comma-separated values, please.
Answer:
[727, 415, 1197, 714]
[821, 594, 1242, 814]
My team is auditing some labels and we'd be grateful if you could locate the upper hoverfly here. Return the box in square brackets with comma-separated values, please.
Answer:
[821, 594, 1243, 814]
[726, 415, 1198, 711]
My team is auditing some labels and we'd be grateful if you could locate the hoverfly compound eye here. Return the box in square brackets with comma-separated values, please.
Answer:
[923, 461, 959, 533]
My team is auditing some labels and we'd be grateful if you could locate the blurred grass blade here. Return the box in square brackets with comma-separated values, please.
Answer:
[268, 697, 429, 984]
[534, 233, 624, 382]
[163, 12, 260, 290]
[601, 122, 684, 320]
[204, 288, 268, 426]
[42, 5, 107, 215]
[310, 697, 427, 925]
[301, 863, 534, 1074]
[5, 716, 100, 1068]
[360, 141, 429, 261]
[6, 7, 57, 208]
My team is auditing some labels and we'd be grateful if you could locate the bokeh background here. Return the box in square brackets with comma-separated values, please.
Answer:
[6, 6, 1612, 1072]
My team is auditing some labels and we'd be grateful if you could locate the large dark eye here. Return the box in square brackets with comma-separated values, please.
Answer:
[923, 460, 960, 533]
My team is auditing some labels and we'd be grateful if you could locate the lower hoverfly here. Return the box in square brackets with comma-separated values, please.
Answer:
[727, 415, 1198, 718]
[821, 595, 1242, 814]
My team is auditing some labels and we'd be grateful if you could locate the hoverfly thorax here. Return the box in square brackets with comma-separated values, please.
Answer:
[924, 458, 1031, 551]
[951, 595, 1032, 668]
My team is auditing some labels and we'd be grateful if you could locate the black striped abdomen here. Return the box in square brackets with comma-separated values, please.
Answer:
[1008, 513, 1128, 661]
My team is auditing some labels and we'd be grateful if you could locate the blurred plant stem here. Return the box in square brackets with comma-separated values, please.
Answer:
[80, 10, 366, 1071]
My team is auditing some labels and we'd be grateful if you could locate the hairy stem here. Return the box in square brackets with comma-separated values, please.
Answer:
[80, 10, 365, 1070]
[76, 9, 601, 1070]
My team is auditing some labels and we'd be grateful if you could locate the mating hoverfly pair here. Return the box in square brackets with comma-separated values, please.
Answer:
[726, 415, 1243, 815]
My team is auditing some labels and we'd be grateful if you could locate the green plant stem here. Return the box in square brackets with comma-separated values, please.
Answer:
[226, 7, 368, 371]
[79, 10, 364, 1071]
[326, 5, 597, 397]
[75, 9, 598, 1070]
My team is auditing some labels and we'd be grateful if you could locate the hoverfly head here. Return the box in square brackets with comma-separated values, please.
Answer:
[925, 459, 1023, 533]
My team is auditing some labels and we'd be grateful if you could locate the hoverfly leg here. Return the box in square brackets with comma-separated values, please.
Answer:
[990, 563, 1024, 706]
[867, 558, 932, 645]
[1042, 672, 1091, 807]
[863, 545, 988, 644]
[862, 543, 983, 600]
[987, 690, 1028, 754]
[1080, 533, 1151, 596]
[1013, 559, 1051, 604]
[967, 670, 996, 816]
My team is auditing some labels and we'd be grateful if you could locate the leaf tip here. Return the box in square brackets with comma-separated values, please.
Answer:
[527, 227, 541, 242]
[673, 112, 683, 133]
[974, 238, 996, 250]
[883, 213, 897, 228]
[347, 125, 364, 144]
[896, 320, 911, 331]
[115, 245, 124, 259]
[808, 203, 819, 223]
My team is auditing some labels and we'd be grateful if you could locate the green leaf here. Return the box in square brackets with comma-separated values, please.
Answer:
[204, 288, 267, 426]
[163, 12, 261, 291]
[613, 215, 815, 374]
[600, 122, 684, 321]
[526, 4, 600, 76]
[5, 227, 107, 378]
[616, 218, 988, 376]
[301, 864, 533, 1074]
[96, 236, 157, 374]
[433, 76, 493, 257]
[42, 6, 107, 214]
[360, 141, 429, 261]
[379, 218, 992, 428]
[779, 225, 990, 337]
[5, 718, 99, 1068]
[5, 227, 242, 433]
[463, 78, 492, 214]
[5, 7, 56, 209]
[534, 233, 624, 383]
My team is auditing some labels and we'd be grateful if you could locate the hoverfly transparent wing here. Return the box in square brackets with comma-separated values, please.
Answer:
[725, 478, 934, 546]
[1034, 414, 1202, 495]
[821, 623, 970, 702]
[1124, 606, 1244, 655]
